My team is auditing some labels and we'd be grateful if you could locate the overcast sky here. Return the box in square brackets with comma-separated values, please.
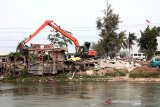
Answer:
[0, 0, 160, 53]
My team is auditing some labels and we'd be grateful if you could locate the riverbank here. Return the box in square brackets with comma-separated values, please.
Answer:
[2, 75, 160, 83]
[1, 66, 160, 83]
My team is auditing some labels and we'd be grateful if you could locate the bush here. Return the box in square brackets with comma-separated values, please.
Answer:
[105, 69, 128, 77]
[5, 75, 16, 81]
[81, 75, 107, 78]
[129, 67, 160, 78]
[129, 71, 149, 78]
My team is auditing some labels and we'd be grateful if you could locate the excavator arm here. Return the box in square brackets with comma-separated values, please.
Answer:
[20, 20, 79, 47]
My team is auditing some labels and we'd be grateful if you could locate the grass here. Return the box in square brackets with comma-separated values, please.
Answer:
[105, 69, 127, 77]
[5, 75, 16, 81]
[129, 70, 160, 78]
[57, 73, 68, 82]
[79, 75, 108, 78]
[5, 67, 160, 82]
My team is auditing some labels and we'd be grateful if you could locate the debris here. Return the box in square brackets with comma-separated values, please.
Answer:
[86, 70, 95, 75]
[68, 57, 81, 61]
[99, 58, 142, 70]
[0, 75, 4, 80]
[68, 71, 75, 80]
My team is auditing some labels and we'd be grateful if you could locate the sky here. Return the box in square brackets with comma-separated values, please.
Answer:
[0, 0, 160, 53]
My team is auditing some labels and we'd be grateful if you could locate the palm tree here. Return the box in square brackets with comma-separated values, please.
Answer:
[118, 31, 128, 49]
[9, 52, 22, 76]
[128, 32, 137, 56]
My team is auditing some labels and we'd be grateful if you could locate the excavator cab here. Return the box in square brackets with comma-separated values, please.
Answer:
[84, 42, 90, 50]
[75, 42, 96, 58]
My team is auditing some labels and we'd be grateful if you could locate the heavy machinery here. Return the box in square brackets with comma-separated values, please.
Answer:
[17, 20, 96, 58]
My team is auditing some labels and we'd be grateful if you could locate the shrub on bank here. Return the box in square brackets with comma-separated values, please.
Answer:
[94, 68, 128, 77]
[104, 68, 128, 77]
[129, 66, 160, 78]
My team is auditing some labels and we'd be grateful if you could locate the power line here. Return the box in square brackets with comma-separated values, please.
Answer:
[0, 23, 158, 38]
[0, 23, 159, 30]
[0, 26, 97, 29]
[0, 29, 98, 33]
[0, 37, 99, 41]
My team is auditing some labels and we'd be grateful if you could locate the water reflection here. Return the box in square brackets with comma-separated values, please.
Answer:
[0, 82, 160, 107]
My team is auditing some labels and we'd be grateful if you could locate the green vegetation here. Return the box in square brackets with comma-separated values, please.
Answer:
[128, 32, 137, 56]
[57, 73, 68, 82]
[5, 75, 16, 82]
[48, 30, 73, 49]
[105, 69, 128, 77]
[105, 71, 124, 77]
[3, 68, 160, 82]
[77, 75, 108, 79]
[4, 75, 47, 82]
[138, 26, 160, 60]
[129, 69, 160, 78]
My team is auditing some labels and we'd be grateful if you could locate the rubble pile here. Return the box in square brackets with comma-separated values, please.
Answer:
[98, 58, 141, 71]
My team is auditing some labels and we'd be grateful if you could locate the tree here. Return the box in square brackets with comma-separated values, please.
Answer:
[128, 32, 137, 56]
[138, 26, 160, 60]
[91, 41, 105, 57]
[48, 33, 61, 48]
[96, 4, 127, 58]
[8, 52, 23, 77]
[48, 30, 73, 52]
[61, 31, 73, 50]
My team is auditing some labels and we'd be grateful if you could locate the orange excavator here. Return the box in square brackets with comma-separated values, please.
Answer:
[17, 20, 96, 58]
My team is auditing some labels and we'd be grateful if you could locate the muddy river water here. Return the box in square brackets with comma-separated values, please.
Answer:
[0, 81, 160, 107]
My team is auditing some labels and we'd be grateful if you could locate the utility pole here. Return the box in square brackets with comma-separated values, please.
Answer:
[106, 0, 109, 57]
[106, 0, 109, 16]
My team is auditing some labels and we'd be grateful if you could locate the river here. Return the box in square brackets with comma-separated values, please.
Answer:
[0, 81, 160, 107]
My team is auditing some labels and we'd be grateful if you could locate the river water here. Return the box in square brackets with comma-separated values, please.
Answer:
[0, 81, 160, 107]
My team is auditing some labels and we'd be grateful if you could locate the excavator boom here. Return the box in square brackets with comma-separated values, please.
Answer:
[21, 20, 79, 47]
